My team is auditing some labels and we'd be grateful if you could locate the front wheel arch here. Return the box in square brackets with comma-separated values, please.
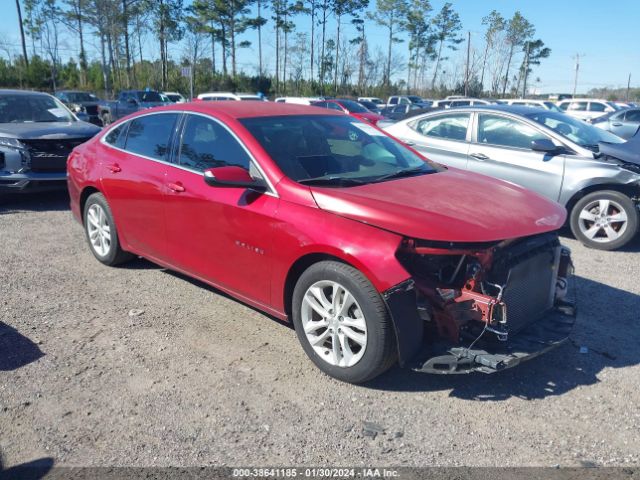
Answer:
[564, 183, 639, 218]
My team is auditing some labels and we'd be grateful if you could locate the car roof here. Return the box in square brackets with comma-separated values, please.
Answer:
[414, 104, 549, 117]
[141, 101, 341, 119]
[557, 98, 609, 103]
[0, 89, 52, 96]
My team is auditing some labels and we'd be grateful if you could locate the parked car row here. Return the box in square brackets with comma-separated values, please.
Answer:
[384, 104, 640, 250]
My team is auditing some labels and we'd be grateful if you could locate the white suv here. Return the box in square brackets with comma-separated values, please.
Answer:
[557, 99, 619, 121]
[504, 99, 562, 111]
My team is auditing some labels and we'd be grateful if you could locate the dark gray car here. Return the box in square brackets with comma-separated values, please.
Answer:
[592, 108, 640, 139]
[384, 105, 640, 250]
[0, 90, 101, 193]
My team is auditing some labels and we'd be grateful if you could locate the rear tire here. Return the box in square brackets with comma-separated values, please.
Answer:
[570, 190, 639, 251]
[83, 192, 133, 266]
[291, 261, 396, 383]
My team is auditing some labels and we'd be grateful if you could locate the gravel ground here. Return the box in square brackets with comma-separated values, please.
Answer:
[1, 191, 639, 469]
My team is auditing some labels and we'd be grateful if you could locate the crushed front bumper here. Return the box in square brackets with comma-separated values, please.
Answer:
[410, 302, 576, 374]
[0, 171, 68, 192]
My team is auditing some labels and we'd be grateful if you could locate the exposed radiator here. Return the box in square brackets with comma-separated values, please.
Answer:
[501, 249, 558, 333]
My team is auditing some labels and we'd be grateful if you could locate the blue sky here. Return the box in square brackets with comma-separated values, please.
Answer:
[2, 0, 639, 94]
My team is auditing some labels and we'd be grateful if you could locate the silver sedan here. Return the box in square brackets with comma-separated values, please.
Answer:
[383, 105, 640, 250]
[592, 108, 640, 140]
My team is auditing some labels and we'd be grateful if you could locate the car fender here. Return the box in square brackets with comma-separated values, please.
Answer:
[560, 160, 640, 206]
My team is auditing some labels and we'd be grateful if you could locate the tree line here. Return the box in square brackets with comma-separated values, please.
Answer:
[1, 0, 551, 98]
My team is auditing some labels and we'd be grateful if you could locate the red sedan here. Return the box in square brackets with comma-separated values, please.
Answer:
[311, 99, 387, 125]
[68, 102, 575, 383]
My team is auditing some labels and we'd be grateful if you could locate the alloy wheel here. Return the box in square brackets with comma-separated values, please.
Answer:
[578, 198, 629, 244]
[86, 203, 112, 257]
[301, 280, 368, 368]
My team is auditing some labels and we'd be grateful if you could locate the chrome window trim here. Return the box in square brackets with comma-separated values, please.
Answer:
[99, 110, 279, 197]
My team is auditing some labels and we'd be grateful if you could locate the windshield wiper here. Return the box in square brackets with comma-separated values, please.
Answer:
[298, 176, 367, 187]
[373, 166, 432, 183]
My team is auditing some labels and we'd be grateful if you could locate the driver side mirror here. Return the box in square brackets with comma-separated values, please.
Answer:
[531, 138, 559, 153]
[203, 166, 267, 192]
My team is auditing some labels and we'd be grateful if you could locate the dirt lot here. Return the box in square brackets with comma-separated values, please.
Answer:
[1, 191, 639, 469]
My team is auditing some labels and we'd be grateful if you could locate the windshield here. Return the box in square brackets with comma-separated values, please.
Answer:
[240, 115, 437, 186]
[0, 94, 75, 123]
[136, 91, 163, 102]
[338, 100, 368, 113]
[66, 92, 97, 102]
[525, 110, 624, 149]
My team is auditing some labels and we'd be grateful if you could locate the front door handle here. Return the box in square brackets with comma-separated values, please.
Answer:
[404, 140, 416, 146]
[470, 153, 489, 161]
[611, 122, 623, 127]
[107, 163, 121, 173]
[167, 182, 185, 193]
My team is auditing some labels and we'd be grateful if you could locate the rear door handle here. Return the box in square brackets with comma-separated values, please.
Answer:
[404, 140, 415, 146]
[470, 153, 489, 161]
[167, 182, 185, 193]
[611, 122, 623, 127]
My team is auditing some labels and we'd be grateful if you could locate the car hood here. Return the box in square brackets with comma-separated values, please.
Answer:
[310, 169, 567, 243]
[0, 122, 102, 140]
[599, 135, 640, 166]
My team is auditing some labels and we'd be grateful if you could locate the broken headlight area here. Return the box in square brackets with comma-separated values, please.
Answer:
[393, 231, 576, 374]
[0, 137, 30, 173]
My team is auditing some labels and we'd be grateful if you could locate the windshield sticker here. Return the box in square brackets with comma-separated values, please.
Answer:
[48, 108, 69, 118]
[351, 122, 385, 137]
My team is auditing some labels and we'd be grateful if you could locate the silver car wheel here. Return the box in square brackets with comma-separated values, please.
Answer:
[86, 204, 112, 257]
[301, 280, 367, 368]
[578, 198, 628, 243]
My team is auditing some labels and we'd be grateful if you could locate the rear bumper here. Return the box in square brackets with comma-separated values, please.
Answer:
[0, 171, 68, 192]
[409, 302, 576, 374]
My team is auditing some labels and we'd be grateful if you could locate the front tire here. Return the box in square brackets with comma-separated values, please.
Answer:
[570, 190, 639, 250]
[291, 261, 396, 383]
[83, 192, 133, 266]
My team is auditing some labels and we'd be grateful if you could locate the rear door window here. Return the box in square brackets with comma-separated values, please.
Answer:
[413, 114, 470, 142]
[567, 102, 588, 111]
[124, 113, 179, 161]
[589, 102, 606, 112]
[625, 110, 640, 122]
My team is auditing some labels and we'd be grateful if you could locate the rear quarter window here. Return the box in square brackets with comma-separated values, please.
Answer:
[104, 122, 129, 149]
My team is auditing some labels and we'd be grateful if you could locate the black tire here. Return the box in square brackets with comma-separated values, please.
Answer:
[83, 192, 133, 266]
[570, 190, 639, 251]
[101, 112, 112, 127]
[291, 261, 397, 383]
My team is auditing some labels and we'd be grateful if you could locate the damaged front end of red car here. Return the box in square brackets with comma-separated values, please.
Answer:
[384, 231, 576, 374]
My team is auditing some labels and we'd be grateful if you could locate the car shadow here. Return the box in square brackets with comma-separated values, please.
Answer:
[363, 275, 640, 399]
[0, 191, 69, 214]
[0, 456, 54, 480]
[0, 322, 45, 371]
